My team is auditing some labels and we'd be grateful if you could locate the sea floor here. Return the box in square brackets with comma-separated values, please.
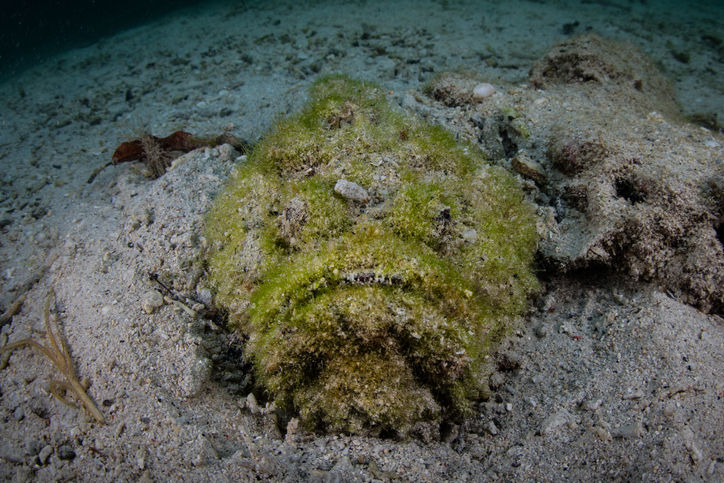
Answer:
[0, 0, 723, 481]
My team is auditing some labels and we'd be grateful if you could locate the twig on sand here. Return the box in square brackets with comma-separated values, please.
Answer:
[0, 289, 105, 424]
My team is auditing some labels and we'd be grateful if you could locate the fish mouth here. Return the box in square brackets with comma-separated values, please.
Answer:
[340, 271, 405, 286]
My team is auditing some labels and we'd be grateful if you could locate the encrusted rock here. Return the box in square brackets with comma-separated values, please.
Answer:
[334, 179, 370, 202]
[512, 153, 547, 184]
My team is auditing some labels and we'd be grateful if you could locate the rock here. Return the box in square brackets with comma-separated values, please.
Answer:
[136, 448, 147, 470]
[612, 419, 644, 439]
[473, 83, 496, 99]
[681, 426, 703, 463]
[246, 393, 261, 414]
[594, 427, 612, 442]
[190, 435, 219, 467]
[14, 466, 33, 483]
[489, 372, 505, 389]
[540, 409, 572, 434]
[511, 154, 547, 184]
[24, 437, 40, 456]
[141, 290, 164, 314]
[622, 389, 645, 400]
[57, 445, 75, 461]
[334, 179, 370, 202]
[663, 402, 676, 418]
[38, 445, 53, 465]
[331, 455, 353, 473]
[285, 418, 300, 444]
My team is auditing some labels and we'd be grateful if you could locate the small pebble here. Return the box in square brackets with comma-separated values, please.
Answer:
[540, 409, 571, 434]
[24, 437, 40, 456]
[58, 445, 76, 461]
[594, 427, 612, 442]
[332, 455, 353, 473]
[534, 325, 547, 338]
[612, 420, 644, 439]
[623, 389, 644, 400]
[334, 179, 370, 202]
[141, 290, 164, 314]
[38, 445, 53, 465]
[473, 83, 496, 99]
[136, 448, 147, 470]
[682, 426, 703, 462]
[663, 402, 676, 418]
[586, 399, 602, 412]
[246, 393, 261, 414]
[511, 155, 547, 184]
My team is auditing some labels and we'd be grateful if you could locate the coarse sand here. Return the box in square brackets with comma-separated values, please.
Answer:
[1, 1, 723, 481]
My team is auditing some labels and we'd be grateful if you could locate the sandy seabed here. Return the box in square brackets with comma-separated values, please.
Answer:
[1, 0, 723, 481]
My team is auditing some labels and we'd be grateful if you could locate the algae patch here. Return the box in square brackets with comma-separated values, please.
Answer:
[205, 75, 539, 436]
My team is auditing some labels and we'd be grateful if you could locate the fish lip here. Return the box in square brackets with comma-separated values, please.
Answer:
[340, 271, 405, 286]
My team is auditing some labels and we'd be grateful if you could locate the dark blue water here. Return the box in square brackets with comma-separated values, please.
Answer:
[1, 0, 212, 78]
[4, 0, 723, 81]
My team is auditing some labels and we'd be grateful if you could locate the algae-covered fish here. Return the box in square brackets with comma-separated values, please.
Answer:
[205, 75, 539, 437]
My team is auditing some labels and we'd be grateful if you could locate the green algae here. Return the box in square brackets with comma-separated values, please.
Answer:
[205, 74, 539, 436]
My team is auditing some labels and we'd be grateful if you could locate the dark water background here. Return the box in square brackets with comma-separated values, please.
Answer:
[2, 0, 723, 80]
[1, 0, 213, 78]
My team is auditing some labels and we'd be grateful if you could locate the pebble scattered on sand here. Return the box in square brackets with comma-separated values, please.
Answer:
[473, 83, 496, 99]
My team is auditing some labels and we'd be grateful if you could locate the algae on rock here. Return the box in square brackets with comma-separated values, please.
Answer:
[205, 75, 539, 436]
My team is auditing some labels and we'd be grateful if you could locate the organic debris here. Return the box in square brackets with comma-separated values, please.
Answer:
[88, 131, 250, 183]
[0, 290, 105, 424]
